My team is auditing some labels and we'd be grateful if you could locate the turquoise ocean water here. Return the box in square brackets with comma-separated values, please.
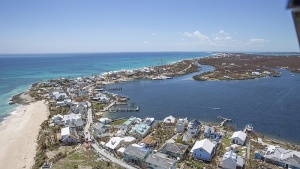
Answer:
[0, 52, 210, 120]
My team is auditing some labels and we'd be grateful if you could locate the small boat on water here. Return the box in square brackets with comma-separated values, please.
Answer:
[246, 124, 253, 132]
[273, 73, 281, 77]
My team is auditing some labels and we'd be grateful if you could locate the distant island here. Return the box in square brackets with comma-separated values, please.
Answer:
[193, 53, 300, 81]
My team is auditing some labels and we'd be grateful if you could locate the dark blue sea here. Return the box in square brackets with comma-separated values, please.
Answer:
[0, 52, 299, 144]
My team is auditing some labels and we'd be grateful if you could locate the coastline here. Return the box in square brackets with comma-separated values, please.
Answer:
[0, 100, 49, 169]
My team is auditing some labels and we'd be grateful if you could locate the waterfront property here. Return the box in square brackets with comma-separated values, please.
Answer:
[187, 119, 201, 137]
[255, 145, 300, 169]
[159, 142, 189, 160]
[145, 153, 177, 169]
[204, 125, 215, 138]
[124, 145, 151, 166]
[61, 127, 78, 145]
[141, 135, 157, 148]
[129, 123, 150, 139]
[230, 131, 247, 146]
[222, 150, 244, 169]
[124, 117, 137, 127]
[176, 118, 188, 133]
[190, 138, 216, 162]
[163, 115, 176, 125]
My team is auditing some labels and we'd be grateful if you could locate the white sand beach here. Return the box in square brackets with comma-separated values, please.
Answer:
[0, 100, 49, 169]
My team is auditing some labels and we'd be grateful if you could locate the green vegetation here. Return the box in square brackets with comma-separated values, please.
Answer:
[110, 119, 127, 126]
[93, 103, 105, 110]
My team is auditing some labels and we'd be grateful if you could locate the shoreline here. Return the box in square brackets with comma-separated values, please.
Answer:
[0, 100, 49, 169]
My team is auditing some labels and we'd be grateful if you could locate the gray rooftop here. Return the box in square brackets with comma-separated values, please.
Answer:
[124, 145, 151, 159]
[146, 153, 177, 169]
[160, 143, 188, 155]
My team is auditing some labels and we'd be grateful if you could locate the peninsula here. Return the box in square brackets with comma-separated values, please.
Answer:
[193, 53, 300, 81]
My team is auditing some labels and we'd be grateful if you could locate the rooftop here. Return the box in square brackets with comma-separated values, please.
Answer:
[146, 153, 177, 169]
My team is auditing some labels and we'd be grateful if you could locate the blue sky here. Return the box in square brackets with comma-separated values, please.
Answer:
[0, 0, 298, 53]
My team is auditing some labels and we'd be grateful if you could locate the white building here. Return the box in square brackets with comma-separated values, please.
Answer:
[63, 113, 84, 128]
[61, 127, 77, 144]
[231, 131, 247, 145]
[163, 115, 176, 125]
[190, 139, 216, 161]
[105, 137, 125, 152]
[187, 119, 201, 137]
[222, 150, 244, 169]
[176, 118, 188, 133]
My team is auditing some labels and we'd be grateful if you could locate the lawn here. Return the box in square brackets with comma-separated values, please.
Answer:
[110, 119, 127, 126]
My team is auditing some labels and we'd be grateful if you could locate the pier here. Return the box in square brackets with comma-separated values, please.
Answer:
[217, 116, 232, 127]
[102, 101, 116, 111]
[108, 106, 139, 112]
[107, 87, 122, 91]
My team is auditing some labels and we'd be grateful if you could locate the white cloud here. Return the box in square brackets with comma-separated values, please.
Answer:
[219, 30, 225, 34]
[249, 38, 270, 43]
[143, 41, 149, 44]
[151, 33, 156, 36]
[183, 31, 210, 40]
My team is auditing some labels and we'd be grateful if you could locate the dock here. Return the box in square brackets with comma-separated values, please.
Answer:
[107, 87, 122, 91]
[217, 116, 232, 127]
[102, 101, 116, 111]
[108, 106, 139, 112]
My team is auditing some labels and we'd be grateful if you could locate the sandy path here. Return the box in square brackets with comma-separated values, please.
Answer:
[0, 100, 49, 169]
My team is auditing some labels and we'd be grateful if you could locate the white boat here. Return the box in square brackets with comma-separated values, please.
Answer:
[246, 124, 253, 132]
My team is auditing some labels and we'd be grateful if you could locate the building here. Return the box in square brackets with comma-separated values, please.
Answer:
[146, 153, 177, 169]
[141, 135, 157, 148]
[190, 139, 216, 161]
[176, 118, 188, 133]
[93, 123, 109, 138]
[187, 119, 201, 137]
[105, 137, 124, 152]
[63, 113, 84, 129]
[204, 125, 215, 138]
[129, 123, 150, 138]
[52, 114, 63, 125]
[222, 150, 244, 169]
[61, 127, 77, 145]
[124, 145, 151, 166]
[99, 117, 111, 125]
[163, 115, 176, 125]
[255, 146, 300, 169]
[143, 117, 155, 126]
[124, 117, 137, 127]
[230, 131, 247, 145]
[159, 143, 189, 160]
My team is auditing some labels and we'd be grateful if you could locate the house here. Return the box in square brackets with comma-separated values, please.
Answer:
[163, 115, 176, 125]
[124, 145, 151, 166]
[222, 150, 244, 169]
[61, 127, 77, 145]
[93, 123, 109, 138]
[176, 118, 188, 133]
[99, 117, 111, 125]
[129, 123, 150, 138]
[261, 146, 300, 169]
[143, 117, 155, 126]
[231, 131, 247, 145]
[63, 113, 84, 129]
[187, 119, 201, 137]
[182, 132, 192, 143]
[124, 117, 137, 127]
[52, 114, 63, 125]
[204, 125, 214, 138]
[190, 139, 216, 161]
[123, 136, 136, 146]
[159, 143, 189, 160]
[251, 71, 261, 76]
[146, 153, 177, 169]
[141, 135, 157, 148]
[115, 124, 128, 137]
[105, 137, 124, 152]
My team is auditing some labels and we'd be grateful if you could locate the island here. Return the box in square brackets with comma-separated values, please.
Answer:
[193, 53, 300, 81]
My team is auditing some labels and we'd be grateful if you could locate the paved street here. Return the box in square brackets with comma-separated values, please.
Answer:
[92, 144, 136, 169]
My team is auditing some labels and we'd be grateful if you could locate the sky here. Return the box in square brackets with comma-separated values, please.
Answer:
[0, 0, 298, 54]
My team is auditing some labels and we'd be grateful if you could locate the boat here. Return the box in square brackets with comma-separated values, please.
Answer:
[246, 124, 253, 132]
[273, 73, 281, 77]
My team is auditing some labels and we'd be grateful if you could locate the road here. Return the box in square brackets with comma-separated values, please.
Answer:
[91, 144, 136, 169]
[85, 101, 136, 169]
[84, 101, 93, 141]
